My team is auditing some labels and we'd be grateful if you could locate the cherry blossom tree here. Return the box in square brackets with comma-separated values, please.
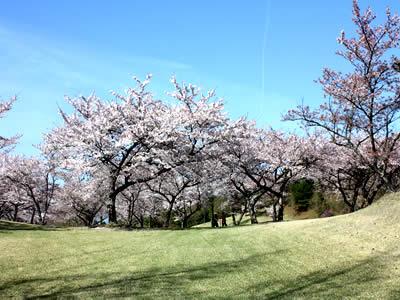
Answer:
[226, 185, 250, 226]
[57, 170, 107, 226]
[219, 119, 263, 223]
[43, 75, 227, 224]
[0, 97, 23, 221]
[43, 76, 173, 223]
[309, 139, 368, 212]
[0, 97, 19, 153]
[146, 166, 201, 227]
[3, 156, 58, 225]
[172, 160, 223, 228]
[0, 181, 28, 222]
[285, 0, 400, 199]
[307, 133, 399, 212]
[220, 119, 314, 222]
[228, 171, 264, 224]
[176, 185, 209, 228]
[118, 183, 148, 228]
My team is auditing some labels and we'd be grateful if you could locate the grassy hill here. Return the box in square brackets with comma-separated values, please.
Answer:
[1, 193, 400, 299]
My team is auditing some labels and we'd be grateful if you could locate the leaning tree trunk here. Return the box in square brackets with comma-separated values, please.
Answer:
[235, 209, 246, 226]
[338, 187, 358, 213]
[164, 201, 175, 228]
[87, 212, 97, 227]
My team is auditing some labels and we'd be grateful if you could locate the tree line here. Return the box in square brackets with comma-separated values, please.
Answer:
[1, 0, 400, 228]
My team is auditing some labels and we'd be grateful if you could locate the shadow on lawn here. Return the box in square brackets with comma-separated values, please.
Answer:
[248, 255, 397, 299]
[1, 251, 399, 299]
[0, 252, 280, 299]
[0, 221, 60, 231]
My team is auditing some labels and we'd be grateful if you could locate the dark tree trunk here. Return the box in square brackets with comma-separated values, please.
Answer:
[88, 214, 96, 227]
[231, 213, 236, 225]
[30, 207, 35, 224]
[276, 197, 284, 221]
[34, 203, 44, 225]
[108, 193, 117, 223]
[277, 204, 284, 221]
[127, 201, 134, 227]
[164, 202, 174, 228]
[272, 198, 284, 222]
[12, 204, 19, 222]
[139, 215, 144, 228]
[77, 212, 95, 227]
[181, 218, 189, 229]
[210, 201, 219, 228]
[211, 199, 215, 228]
[221, 213, 227, 227]
[272, 203, 277, 222]
[249, 203, 258, 224]
[235, 210, 246, 226]
[203, 207, 208, 224]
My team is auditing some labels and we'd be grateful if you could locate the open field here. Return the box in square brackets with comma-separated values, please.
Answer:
[1, 193, 400, 299]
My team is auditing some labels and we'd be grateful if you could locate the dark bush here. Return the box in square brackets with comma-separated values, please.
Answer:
[290, 179, 314, 211]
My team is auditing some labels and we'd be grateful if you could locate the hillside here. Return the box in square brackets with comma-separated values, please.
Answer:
[1, 193, 400, 299]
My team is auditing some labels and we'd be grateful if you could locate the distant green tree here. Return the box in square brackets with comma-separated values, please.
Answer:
[290, 179, 314, 212]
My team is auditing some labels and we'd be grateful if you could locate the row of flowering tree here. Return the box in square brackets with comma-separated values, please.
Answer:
[1, 0, 399, 227]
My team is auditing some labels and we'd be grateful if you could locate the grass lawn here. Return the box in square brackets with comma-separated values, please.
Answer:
[1, 193, 400, 299]
[194, 205, 320, 228]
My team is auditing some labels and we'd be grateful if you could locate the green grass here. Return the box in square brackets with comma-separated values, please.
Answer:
[1, 193, 400, 299]
[194, 206, 319, 228]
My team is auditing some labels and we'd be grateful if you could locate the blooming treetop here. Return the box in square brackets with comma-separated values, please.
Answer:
[43, 75, 228, 223]
[285, 0, 400, 190]
[0, 97, 18, 153]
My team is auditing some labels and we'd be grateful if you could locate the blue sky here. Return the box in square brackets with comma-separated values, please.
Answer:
[0, 0, 399, 155]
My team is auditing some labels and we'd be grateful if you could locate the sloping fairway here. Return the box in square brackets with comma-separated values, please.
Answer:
[1, 194, 400, 299]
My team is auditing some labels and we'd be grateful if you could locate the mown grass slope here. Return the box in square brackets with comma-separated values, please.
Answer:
[1, 193, 400, 299]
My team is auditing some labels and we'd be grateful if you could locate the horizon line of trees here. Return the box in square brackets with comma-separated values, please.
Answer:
[1, 0, 400, 228]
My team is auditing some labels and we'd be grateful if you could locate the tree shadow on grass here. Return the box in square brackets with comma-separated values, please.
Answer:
[388, 289, 400, 300]
[248, 253, 400, 299]
[0, 221, 60, 231]
[0, 251, 284, 299]
[1, 251, 399, 299]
